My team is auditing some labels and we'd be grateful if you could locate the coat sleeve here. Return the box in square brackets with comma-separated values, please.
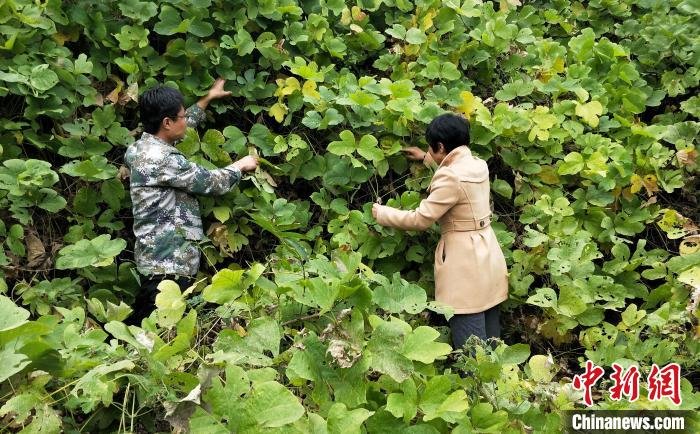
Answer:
[423, 151, 438, 169]
[375, 167, 459, 231]
[156, 152, 242, 196]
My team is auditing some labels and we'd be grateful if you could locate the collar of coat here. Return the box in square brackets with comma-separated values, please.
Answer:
[437, 145, 472, 169]
[141, 132, 179, 150]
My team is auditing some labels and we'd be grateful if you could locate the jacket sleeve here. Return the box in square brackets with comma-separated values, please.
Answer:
[185, 104, 206, 128]
[375, 167, 459, 231]
[156, 152, 242, 196]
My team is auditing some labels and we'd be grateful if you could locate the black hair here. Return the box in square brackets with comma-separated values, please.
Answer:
[139, 85, 185, 134]
[425, 113, 470, 153]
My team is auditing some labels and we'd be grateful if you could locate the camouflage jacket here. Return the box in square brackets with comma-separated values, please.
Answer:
[124, 104, 241, 277]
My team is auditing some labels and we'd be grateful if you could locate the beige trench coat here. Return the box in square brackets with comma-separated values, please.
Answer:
[374, 146, 508, 314]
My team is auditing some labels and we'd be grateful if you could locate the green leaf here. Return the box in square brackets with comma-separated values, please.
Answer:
[245, 381, 305, 428]
[202, 269, 245, 304]
[405, 28, 427, 44]
[401, 326, 452, 363]
[575, 101, 603, 127]
[327, 403, 372, 434]
[501, 343, 531, 365]
[154, 5, 189, 35]
[100, 179, 125, 210]
[356, 134, 383, 163]
[372, 273, 427, 314]
[495, 80, 534, 101]
[680, 96, 700, 118]
[419, 376, 469, 423]
[385, 378, 418, 422]
[119, 0, 158, 22]
[73, 186, 100, 217]
[0, 347, 30, 382]
[527, 354, 555, 382]
[327, 130, 355, 156]
[60, 156, 118, 181]
[213, 317, 281, 366]
[55, 234, 126, 269]
[470, 402, 509, 431]
[0, 295, 30, 332]
[557, 152, 585, 175]
[526, 287, 557, 309]
[155, 280, 186, 328]
[366, 316, 414, 382]
[29, 64, 59, 92]
[74, 53, 93, 74]
[491, 179, 512, 198]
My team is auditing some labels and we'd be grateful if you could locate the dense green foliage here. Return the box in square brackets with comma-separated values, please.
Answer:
[1, 0, 699, 432]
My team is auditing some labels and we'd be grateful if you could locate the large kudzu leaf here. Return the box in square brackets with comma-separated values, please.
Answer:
[212, 317, 281, 366]
[366, 316, 414, 382]
[419, 376, 469, 423]
[29, 64, 58, 92]
[55, 234, 126, 269]
[203, 269, 245, 304]
[244, 381, 305, 428]
[372, 273, 427, 314]
[118, 0, 158, 22]
[0, 295, 30, 332]
[327, 403, 373, 434]
[155, 280, 186, 328]
[0, 347, 31, 382]
[401, 326, 452, 363]
[154, 5, 189, 35]
[60, 156, 118, 181]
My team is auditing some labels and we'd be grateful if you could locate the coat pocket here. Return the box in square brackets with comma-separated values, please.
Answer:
[435, 238, 447, 266]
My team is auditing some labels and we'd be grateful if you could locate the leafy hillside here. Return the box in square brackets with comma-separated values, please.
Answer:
[1, 0, 699, 432]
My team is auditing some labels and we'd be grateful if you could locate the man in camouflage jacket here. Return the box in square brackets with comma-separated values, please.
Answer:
[124, 80, 257, 323]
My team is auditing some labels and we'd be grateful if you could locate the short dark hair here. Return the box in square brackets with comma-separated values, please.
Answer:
[425, 113, 470, 153]
[139, 86, 184, 134]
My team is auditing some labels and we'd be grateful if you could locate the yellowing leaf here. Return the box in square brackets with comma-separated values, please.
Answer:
[302, 80, 321, 100]
[155, 280, 186, 328]
[575, 100, 603, 127]
[421, 11, 436, 31]
[349, 24, 363, 33]
[553, 57, 566, 73]
[269, 102, 287, 123]
[657, 209, 688, 239]
[538, 165, 560, 185]
[677, 148, 697, 166]
[213, 206, 231, 223]
[458, 91, 482, 118]
[274, 77, 300, 97]
[630, 174, 643, 194]
[642, 174, 659, 194]
[680, 235, 700, 255]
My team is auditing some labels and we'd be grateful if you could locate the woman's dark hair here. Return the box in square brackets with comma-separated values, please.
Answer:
[139, 86, 184, 134]
[425, 113, 470, 153]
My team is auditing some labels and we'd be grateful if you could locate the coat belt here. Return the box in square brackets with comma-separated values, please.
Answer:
[441, 216, 491, 233]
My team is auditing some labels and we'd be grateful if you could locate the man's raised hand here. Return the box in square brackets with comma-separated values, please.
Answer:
[207, 78, 232, 100]
[197, 78, 232, 110]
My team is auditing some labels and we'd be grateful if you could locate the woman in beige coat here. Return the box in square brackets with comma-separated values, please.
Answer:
[372, 114, 508, 350]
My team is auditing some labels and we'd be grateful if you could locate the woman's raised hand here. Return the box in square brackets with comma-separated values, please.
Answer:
[402, 146, 426, 161]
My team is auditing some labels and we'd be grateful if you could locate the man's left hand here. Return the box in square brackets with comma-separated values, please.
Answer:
[206, 78, 232, 100]
[197, 78, 231, 109]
